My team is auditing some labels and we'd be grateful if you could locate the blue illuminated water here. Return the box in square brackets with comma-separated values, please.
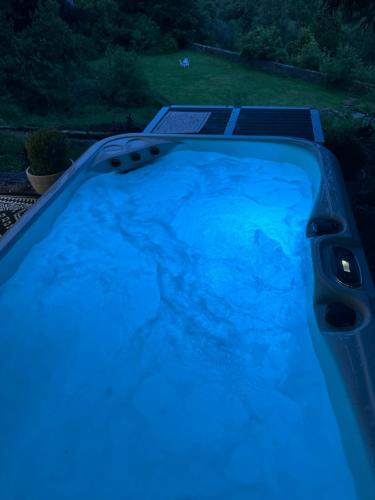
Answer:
[0, 150, 356, 499]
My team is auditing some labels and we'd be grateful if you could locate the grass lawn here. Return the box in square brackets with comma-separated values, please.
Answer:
[3, 50, 375, 132]
[139, 50, 375, 112]
[2, 50, 374, 171]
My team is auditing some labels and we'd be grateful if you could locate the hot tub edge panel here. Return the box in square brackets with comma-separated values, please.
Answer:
[308, 143, 375, 487]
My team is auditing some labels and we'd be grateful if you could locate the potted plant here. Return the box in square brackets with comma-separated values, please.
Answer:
[26, 128, 69, 195]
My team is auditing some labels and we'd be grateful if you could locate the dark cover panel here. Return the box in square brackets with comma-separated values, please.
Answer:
[233, 108, 315, 140]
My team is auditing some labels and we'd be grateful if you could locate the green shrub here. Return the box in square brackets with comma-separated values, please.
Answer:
[0, 132, 26, 172]
[354, 64, 375, 85]
[26, 129, 69, 175]
[322, 114, 367, 180]
[292, 28, 323, 71]
[70, 77, 101, 107]
[161, 34, 179, 54]
[127, 14, 163, 53]
[294, 27, 314, 52]
[356, 95, 375, 115]
[99, 47, 149, 107]
[77, 0, 122, 51]
[0, 12, 19, 91]
[240, 26, 283, 61]
[74, 33, 98, 60]
[295, 37, 324, 71]
[320, 45, 361, 88]
[0, 94, 22, 125]
[145, 0, 206, 48]
[209, 19, 234, 50]
[349, 27, 375, 67]
[312, 10, 342, 55]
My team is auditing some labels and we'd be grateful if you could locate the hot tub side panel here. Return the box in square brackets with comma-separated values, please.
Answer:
[307, 144, 375, 497]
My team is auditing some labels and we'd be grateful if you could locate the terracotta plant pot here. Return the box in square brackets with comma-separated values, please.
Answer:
[26, 167, 65, 195]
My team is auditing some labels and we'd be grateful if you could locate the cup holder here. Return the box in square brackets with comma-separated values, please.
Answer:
[325, 302, 357, 328]
[130, 152, 141, 162]
[307, 217, 343, 237]
[110, 157, 122, 167]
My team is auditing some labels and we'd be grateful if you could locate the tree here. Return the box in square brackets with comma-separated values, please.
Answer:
[324, 0, 375, 30]
[294, 28, 323, 70]
[220, 0, 257, 33]
[0, 0, 38, 31]
[312, 9, 343, 54]
[240, 26, 284, 61]
[0, 0, 77, 31]
[118, 0, 208, 46]
[75, 0, 122, 49]
[320, 44, 361, 86]
[14, 0, 80, 110]
[98, 47, 149, 106]
[0, 12, 19, 89]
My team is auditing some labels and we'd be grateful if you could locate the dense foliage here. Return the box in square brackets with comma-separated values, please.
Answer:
[324, 0, 375, 30]
[0, 0, 213, 115]
[210, 0, 375, 88]
[1, 0, 375, 117]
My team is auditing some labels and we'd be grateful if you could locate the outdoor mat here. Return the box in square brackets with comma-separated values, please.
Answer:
[0, 195, 38, 237]
[153, 111, 211, 134]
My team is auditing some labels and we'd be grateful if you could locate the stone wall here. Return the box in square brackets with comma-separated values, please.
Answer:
[190, 43, 325, 84]
[0, 126, 128, 141]
[190, 42, 375, 92]
[190, 43, 241, 62]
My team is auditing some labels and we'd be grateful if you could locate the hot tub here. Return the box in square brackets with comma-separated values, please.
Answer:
[0, 135, 374, 500]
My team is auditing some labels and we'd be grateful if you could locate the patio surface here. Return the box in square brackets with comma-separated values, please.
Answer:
[0, 195, 38, 237]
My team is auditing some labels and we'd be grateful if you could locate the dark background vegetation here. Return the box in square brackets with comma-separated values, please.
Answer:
[0, 0, 374, 276]
[1, 0, 375, 118]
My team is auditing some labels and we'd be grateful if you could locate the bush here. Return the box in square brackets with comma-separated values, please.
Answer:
[354, 64, 375, 85]
[322, 114, 367, 180]
[296, 37, 324, 71]
[349, 27, 375, 66]
[293, 28, 323, 71]
[240, 26, 283, 61]
[126, 14, 163, 53]
[113, 13, 179, 53]
[209, 19, 234, 50]
[0, 12, 20, 92]
[0, 132, 26, 172]
[320, 45, 361, 88]
[74, 33, 98, 60]
[146, 0, 206, 48]
[26, 129, 69, 175]
[356, 95, 375, 115]
[294, 27, 313, 51]
[0, 94, 22, 125]
[312, 10, 342, 55]
[70, 76, 101, 107]
[98, 47, 149, 107]
[77, 0, 122, 51]
[161, 34, 179, 54]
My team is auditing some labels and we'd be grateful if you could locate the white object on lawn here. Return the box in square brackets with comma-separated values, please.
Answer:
[179, 57, 190, 68]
